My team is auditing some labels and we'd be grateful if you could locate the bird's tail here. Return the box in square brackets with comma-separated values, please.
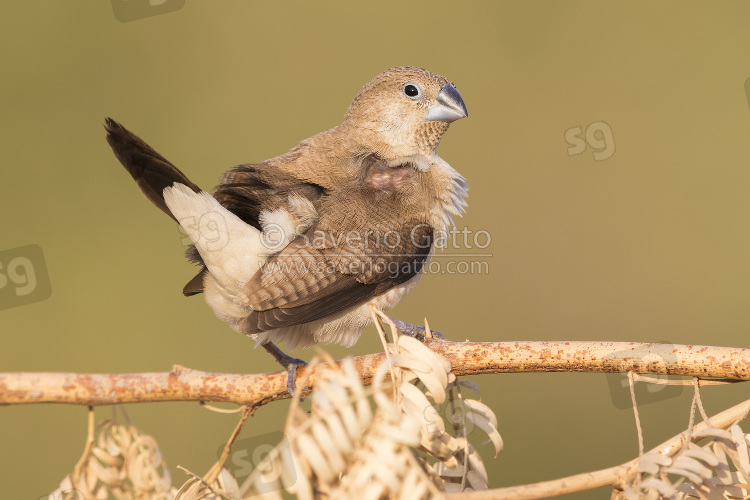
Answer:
[163, 183, 266, 293]
[104, 118, 202, 221]
[105, 118, 211, 294]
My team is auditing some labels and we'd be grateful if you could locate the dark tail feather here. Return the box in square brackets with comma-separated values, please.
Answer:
[104, 118, 201, 221]
[183, 268, 207, 296]
[105, 118, 207, 294]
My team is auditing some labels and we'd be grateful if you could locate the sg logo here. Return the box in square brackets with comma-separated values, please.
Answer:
[0, 245, 52, 311]
[177, 212, 230, 251]
[605, 341, 684, 409]
[111, 0, 185, 23]
[565, 121, 616, 161]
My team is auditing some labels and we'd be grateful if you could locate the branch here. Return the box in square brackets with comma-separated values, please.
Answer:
[1, 341, 749, 407]
[445, 393, 750, 499]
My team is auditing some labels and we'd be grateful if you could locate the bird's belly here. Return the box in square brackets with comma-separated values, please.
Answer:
[203, 272, 251, 330]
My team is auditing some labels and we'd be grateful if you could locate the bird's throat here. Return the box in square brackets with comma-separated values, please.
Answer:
[415, 121, 450, 155]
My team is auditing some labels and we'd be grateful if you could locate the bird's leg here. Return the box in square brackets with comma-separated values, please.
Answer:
[262, 342, 307, 395]
[388, 317, 445, 341]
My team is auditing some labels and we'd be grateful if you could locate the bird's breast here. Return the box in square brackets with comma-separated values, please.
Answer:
[363, 160, 415, 191]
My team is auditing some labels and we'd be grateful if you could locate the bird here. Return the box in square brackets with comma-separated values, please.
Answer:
[105, 66, 468, 391]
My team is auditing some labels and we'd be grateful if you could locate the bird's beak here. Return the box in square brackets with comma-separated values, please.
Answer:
[424, 84, 468, 123]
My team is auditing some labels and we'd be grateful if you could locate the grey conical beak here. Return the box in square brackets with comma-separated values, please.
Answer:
[424, 83, 468, 123]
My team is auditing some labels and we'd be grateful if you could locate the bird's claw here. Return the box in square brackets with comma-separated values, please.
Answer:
[283, 356, 308, 396]
[262, 343, 308, 396]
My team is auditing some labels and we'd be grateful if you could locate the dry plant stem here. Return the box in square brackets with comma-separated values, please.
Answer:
[370, 305, 399, 401]
[632, 374, 740, 386]
[694, 380, 711, 423]
[72, 406, 95, 484]
[199, 401, 243, 414]
[683, 378, 699, 451]
[176, 465, 221, 498]
[628, 372, 644, 457]
[204, 404, 253, 484]
[445, 394, 750, 500]
[2, 341, 750, 406]
[452, 384, 471, 492]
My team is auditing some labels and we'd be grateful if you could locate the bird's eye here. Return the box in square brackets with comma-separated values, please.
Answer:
[403, 82, 421, 99]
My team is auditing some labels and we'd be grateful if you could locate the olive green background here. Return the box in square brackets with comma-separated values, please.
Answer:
[3, 2, 750, 498]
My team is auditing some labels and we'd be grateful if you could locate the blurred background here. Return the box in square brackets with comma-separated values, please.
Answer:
[2, 2, 750, 498]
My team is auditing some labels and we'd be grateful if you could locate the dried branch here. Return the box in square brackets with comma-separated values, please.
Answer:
[444, 389, 750, 499]
[2, 341, 749, 407]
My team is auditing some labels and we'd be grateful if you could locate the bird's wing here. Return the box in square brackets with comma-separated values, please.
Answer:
[237, 222, 433, 333]
[191, 163, 327, 298]
[213, 162, 326, 231]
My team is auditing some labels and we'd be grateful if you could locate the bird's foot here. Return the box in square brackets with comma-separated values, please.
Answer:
[262, 342, 308, 396]
[388, 317, 445, 342]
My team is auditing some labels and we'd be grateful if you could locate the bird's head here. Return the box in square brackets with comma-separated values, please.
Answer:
[344, 66, 467, 160]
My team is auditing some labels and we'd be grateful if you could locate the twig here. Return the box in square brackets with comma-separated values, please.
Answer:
[628, 372, 644, 457]
[631, 374, 740, 386]
[204, 404, 254, 484]
[683, 377, 699, 451]
[71, 406, 95, 484]
[694, 379, 711, 424]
